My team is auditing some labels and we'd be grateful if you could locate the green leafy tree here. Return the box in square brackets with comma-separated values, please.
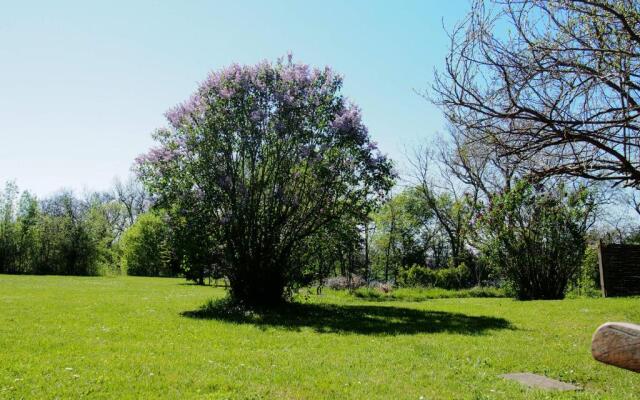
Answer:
[371, 190, 425, 282]
[296, 214, 364, 289]
[0, 182, 19, 273]
[15, 191, 41, 273]
[40, 192, 100, 276]
[166, 198, 220, 285]
[479, 181, 592, 300]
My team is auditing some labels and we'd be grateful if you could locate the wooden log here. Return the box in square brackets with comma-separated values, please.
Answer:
[592, 322, 640, 372]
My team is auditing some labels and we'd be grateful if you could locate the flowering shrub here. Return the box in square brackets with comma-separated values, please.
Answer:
[324, 275, 367, 290]
[136, 56, 394, 306]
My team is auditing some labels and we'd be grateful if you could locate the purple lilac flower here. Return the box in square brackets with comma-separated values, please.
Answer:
[300, 145, 312, 158]
[250, 109, 266, 123]
[167, 58, 341, 123]
[164, 94, 202, 128]
[331, 104, 362, 132]
[141, 146, 176, 164]
[203, 72, 221, 89]
[219, 87, 234, 99]
[133, 154, 148, 168]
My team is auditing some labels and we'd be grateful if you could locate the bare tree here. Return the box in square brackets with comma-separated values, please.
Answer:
[434, 0, 640, 187]
[439, 125, 521, 200]
[409, 145, 476, 266]
[626, 188, 640, 215]
[113, 176, 150, 228]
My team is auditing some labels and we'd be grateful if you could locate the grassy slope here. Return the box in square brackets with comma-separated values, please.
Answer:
[0, 275, 639, 399]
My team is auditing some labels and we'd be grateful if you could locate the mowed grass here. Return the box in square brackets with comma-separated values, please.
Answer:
[1, 275, 639, 399]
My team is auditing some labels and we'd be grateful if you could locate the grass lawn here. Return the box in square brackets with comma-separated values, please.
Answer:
[1, 275, 639, 399]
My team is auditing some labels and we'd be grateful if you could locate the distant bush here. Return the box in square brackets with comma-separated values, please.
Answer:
[479, 182, 590, 300]
[120, 212, 174, 277]
[324, 275, 366, 290]
[352, 286, 505, 301]
[398, 263, 471, 289]
[566, 245, 602, 297]
[579, 245, 601, 291]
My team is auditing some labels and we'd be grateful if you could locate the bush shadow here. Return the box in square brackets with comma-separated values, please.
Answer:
[181, 300, 512, 335]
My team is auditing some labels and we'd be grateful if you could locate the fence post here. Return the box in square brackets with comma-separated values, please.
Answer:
[597, 240, 606, 298]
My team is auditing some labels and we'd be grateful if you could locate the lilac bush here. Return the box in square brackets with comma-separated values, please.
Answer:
[324, 275, 367, 290]
[136, 56, 394, 306]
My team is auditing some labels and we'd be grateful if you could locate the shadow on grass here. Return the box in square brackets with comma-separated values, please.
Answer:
[178, 282, 213, 287]
[181, 300, 512, 335]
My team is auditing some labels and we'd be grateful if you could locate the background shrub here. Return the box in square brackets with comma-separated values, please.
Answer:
[119, 212, 173, 277]
[324, 275, 366, 290]
[398, 263, 471, 289]
[566, 245, 602, 297]
[352, 286, 505, 301]
[479, 182, 589, 300]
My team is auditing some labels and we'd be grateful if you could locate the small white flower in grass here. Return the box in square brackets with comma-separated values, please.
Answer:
[72, 374, 79, 379]
[64, 367, 73, 371]
[149, 373, 154, 376]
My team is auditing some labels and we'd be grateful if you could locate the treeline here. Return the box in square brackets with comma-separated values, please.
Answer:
[0, 178, 220, 282]
[301, 181, 601, 299]
[0, 183, 115, 275]
[0, 178, 163, 276]
[1, 166, 636, 300]
[295, 130, 640, 299]
[2, 148, 637, 301]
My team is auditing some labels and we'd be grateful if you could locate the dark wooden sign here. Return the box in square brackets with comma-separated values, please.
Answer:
[597, 242, 640, 297]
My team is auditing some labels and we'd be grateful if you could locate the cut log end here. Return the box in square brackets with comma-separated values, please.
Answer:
[592, 322, 640, 373]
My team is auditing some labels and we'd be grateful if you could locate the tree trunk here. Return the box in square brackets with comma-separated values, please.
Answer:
[228, 260, 287, 307]
[364, 223, 370, 283]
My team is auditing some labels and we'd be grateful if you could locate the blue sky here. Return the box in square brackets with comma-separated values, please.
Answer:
[0, 0, 470, 197]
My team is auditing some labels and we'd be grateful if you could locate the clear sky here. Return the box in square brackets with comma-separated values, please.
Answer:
[0, 0, 470, 197]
